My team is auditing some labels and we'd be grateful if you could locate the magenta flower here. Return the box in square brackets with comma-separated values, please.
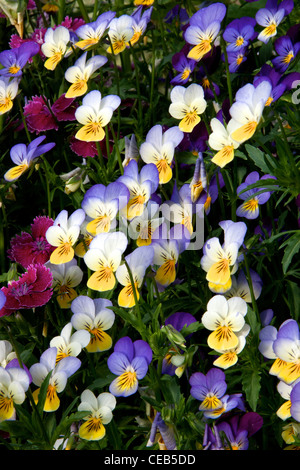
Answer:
[8, 216, 55, 268]
[0, 264, 53, 317]
[24, 94, 77, 134]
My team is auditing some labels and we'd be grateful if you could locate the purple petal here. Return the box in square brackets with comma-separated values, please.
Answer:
[133, 340, 153, 365]
[113, 336, 134, 361]
[107, 351, 131, 375]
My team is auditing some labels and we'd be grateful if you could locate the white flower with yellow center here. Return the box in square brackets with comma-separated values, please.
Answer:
[46, 209, 85, 265]
[115, 246, 154, 308]
[0, 77, 19, 115]
[50, 322, 90, 363]
[0, 366, 30, 422]
[75, 11, 115, 50]
[169, 84, 207, 133]
[29, 347, 81, 412]
[70, 296, 115, 353]
[75, 89, 121, 142]
[64, 52, 108, 99]
[78, 390, 116, 441]
[128, 201, 164, 246]
[200, 220, 247, 292]
[139, 125, 184, 184]
[228, 81, 272, 143]
[41, 26, 72, 71]
[46, 259, 83, 308]
[84, 231, 128, 292]
[107, 15, 134, 55]
[208, 117, 240, 168]
[201, 295, 248, 352]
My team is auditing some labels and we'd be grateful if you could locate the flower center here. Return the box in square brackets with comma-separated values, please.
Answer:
[235, 36, 244, 46]
[8, 64, 21, 75]
[243, 197, 259, 213]
[117, 370, 137, 392]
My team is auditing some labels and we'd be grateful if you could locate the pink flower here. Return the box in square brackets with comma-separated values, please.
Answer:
[8, 216, 55, 268]
[61, 16, 85, 31]
[0, 264, 53, 317]
[24, 94, 77, 134]
[69, 136, 98, 158]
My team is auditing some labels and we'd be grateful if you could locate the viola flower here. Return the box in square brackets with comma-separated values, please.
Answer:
[225, 269, 263, 303]
[139, 124, 184, 184]
[276, 380, 294, 421]
[223, 17, 256, 52]
[228, 81, 272, 143]
[8, 215, 54, 268]
[45, 208, 85, 265]
[272, 319, 300, 384]
[152, 229, 180, 288]
[179, 120, 209, 155]
[74, 220, 94, 258]
[81, 181, 130, 235]
[201, 295, 248, 352]
[24, 94, 77, 134]
[118, 159, 159, 220]
[169, 83, 207, 133]
[4, 135, 56, 182]
[128, 200, 163, 246]
[170, 48, 197, 86]
[83, 231, 128, 292]
[189, 153, 207, 202]
[64, 52, 108, 99]
[208, 117, 240, 168]
[0, 264, 53, 317]
[255, 0, 294, 44]
[107, 336, 153, 397]
[196, 66, 220, 100]
[75, 90, 121, 142]
[184, 3, 226, 61]
[75, 11, 116, 50]
[129, 5, 153, 46]
[147, 411, 177, 450]
[161, 183, 194, 235]
[46, 259, 83, 309]
[290, 382, 300, 423]
[107, 15, 134, 55]
[272, 35, 300, 73]
[0, 366, 30, 422]
[253, 64, 300, 106]
[236, 171, 273, 219]
[78, 390, 116, 441]
[49, 322, 90, 363]
[216, 413, 263, 450]
[200, 220, 247, 292]
[116, 245, 154, 308]
[29, 347, 81, 412]
[0, 76, 19, 115]
[227, 47, 248, 73]
[70, 295, 115, 353]
[0, 41, 39, 77]
[123, 134, 139, 167]
[189, 368, 227, 412]
[41, 26, 72, 70]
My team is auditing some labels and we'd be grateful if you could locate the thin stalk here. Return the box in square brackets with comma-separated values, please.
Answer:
[110, 124, 124, 174]
[76, 0, 90, 23]
[221, 38, 233, 106]
[243, 251, 260, 323]
[96, 140, 108, 184]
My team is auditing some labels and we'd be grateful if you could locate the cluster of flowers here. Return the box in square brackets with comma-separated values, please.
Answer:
[0, 0, 299, 451]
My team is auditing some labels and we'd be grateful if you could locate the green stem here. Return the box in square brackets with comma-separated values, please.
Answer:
[110, 124, 124, 175]
[96, 140, 108, 184]
[243, 251, 260, 323]
[76, 0, 90, 23]
[221, 38, 233, 106]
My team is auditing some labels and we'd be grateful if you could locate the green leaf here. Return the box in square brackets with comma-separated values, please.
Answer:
[280, 231, 300, 274]
[242, 368, 261, 411]
[245, 144, 276, 174]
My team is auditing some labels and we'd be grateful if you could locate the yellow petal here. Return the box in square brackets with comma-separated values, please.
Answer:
[75, 38, 99, 50]
[87, 269, 116, 292]
[230, 121, 257, 143]
[126, 195, 146, 220]
[179, 113, 200, 133]
[0, 396, 14, 421]
[86, 217, 111, 235]
[206, 259, 231, 286]
[65, 80, 88, 99]
[79, 417, 106, 441]
[86, 328, 112, 352]
[56, 286, 77, 309]
[33, 385, 60, 412]
[156, 159, 172, 184]
[118, 283, 139, 308]
[278, 362, 300, 385]
[44, 52, 63, 71]
[0, 97, 13, 115]
[75, 123, 105, 142]
[276, 401, 291, 421]
[211, 146, 234, 168]
[213, 351, 238, 369]
[50, 244, 74, 265]
[199, 395, 223, 411]
[187, 41, 212, 61]
[208, 277, 232, 294]
[155, 260, 176, 286]
[269, 358, 289, 377]
[107, 40, 126, 55]
[4, 163, 29, 181]
[207, 326, 239, 351]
